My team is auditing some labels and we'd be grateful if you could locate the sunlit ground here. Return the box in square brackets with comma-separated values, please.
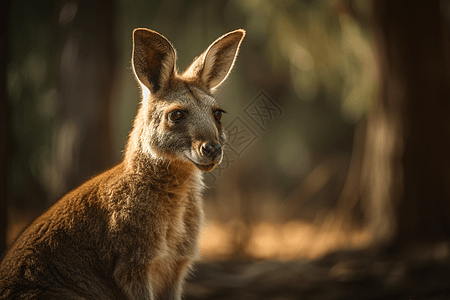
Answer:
[7, 209, 371, 261]
[200, 219, 371, 261]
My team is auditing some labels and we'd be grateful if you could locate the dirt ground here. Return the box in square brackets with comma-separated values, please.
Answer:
[6, 209, 450, 299]
[186, 248, 450, 300]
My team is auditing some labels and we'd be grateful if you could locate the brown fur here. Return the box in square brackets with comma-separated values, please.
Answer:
[0, 28, 245, 300]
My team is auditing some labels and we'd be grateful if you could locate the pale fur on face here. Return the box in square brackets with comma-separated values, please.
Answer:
[138, 82, 225, 166]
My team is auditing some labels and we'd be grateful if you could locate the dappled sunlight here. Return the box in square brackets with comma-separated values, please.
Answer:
[200, 219, 371, 261]
[8, 211, 371, 262]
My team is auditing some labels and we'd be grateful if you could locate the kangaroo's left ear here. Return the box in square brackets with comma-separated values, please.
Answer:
[184, 29, 245, 91]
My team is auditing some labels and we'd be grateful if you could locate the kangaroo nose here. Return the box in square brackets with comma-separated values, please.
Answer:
[201, 142, 222, 158]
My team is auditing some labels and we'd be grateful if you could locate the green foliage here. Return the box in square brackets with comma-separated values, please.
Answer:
[235, 0, 376, 122]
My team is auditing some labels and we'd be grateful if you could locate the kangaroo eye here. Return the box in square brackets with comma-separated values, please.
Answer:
[169, 110, 185, 122]
[213, 109, 223, 122]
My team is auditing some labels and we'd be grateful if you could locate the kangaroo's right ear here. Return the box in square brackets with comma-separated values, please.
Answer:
[132, 28, 176, 96]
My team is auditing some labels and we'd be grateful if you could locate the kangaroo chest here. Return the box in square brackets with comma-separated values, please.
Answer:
[162, 188, 204, 258]
[146, 187, 204, 297]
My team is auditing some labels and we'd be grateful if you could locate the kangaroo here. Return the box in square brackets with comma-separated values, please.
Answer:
[0, 28, 245, 300]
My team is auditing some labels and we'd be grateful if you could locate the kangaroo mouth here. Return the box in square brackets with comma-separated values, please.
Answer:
[194, 162, 216, 172]
[184, 151, 220, 172]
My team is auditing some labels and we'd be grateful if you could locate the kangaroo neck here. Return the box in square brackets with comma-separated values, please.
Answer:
[123, 119, 200, 192]
[128, 153, 198, 186]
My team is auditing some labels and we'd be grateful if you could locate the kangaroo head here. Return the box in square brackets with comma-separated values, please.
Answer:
[131, 28, 245, 172]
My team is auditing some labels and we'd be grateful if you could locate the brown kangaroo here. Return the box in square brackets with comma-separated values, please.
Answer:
[0, 28, 245, 300]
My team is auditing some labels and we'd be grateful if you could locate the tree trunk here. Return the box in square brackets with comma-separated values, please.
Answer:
[352, 0, 450, 249]
[0, 0, 12, 256]
[50, 0, 117, 201]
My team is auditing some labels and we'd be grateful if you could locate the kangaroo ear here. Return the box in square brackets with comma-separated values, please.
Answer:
[184, 29, 245, 91]
[132, 28, 176, 95]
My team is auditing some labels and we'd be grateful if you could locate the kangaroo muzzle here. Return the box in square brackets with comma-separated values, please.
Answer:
[200, 141, 222, 159]
[198, 141, 222, 171]
[186, 140, 223, 172]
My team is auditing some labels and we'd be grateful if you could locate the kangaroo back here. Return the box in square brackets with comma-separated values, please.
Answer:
[0, 28, 245, 300]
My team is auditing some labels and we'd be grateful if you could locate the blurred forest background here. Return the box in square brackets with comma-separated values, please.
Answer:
[2, 0, 450, 298]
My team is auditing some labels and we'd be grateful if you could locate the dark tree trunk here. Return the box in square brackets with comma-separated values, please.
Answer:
[0, 0, 12, 256]
[51, 0, 117, 201]
[344, 0, 450, 249]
